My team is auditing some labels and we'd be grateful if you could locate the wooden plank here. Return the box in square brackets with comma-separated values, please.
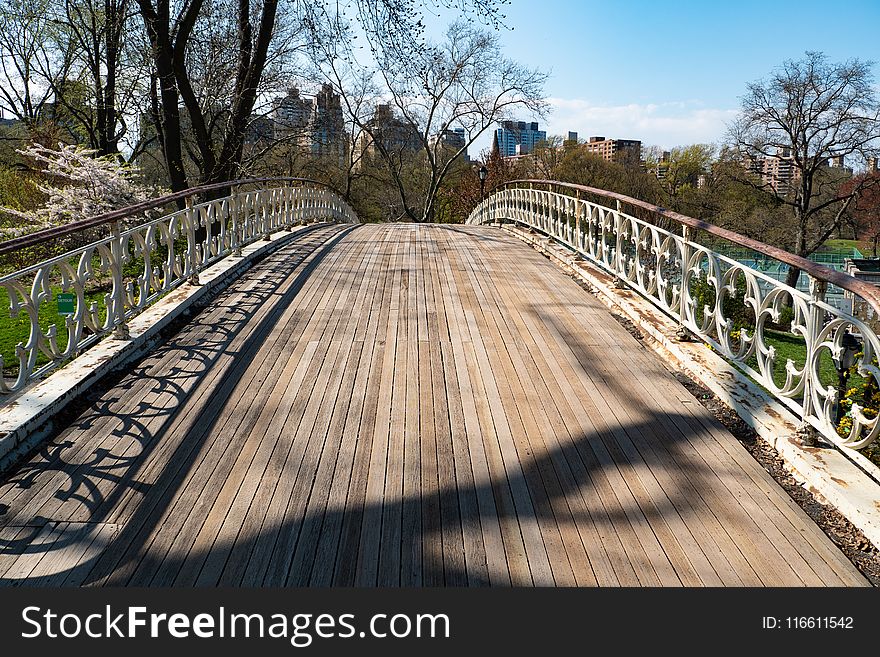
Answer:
[527, 291, 757, 586]
[127, 234, 362, 585]
[421, 235, 467, 586]
[480, 239, 717, 586]
[1, 522, 62, 582]
[283, 243, 385, 586]
[0, 525, 39, 579]
[85, 228, 358, 585]
[474, 246, 633, 587]
[234, 236, 376, 587]
[442, 236, 535, 585]
[198, 239, 379, 586]
[328, 230, 396, 586]
[354, 238, 402, 586]
[418, 331, 443, 585]
[245, 234, 372, 586]
[455, 239, 583, 586]
[537, 275, 809, 585]
[304, 297, 383, 585]
[616, 352, 865, 585]
[517, 254, 754, 585]
[377, 236, 410, 586]
[400, 230, 424, 586]
[469, 231, 683, 586]
[435, 236, 507, 586]
[27, 522, 120, 587]
[0, 227, 342, 529]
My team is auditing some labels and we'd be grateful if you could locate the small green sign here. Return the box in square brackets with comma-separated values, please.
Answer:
[57, 293, 75, 315]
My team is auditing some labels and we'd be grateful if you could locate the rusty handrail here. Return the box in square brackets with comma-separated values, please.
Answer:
[0, 177, 339, 257]
[498, 178, 880, 314]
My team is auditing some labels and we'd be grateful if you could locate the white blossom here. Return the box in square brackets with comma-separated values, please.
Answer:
[0, 143, 163, 238]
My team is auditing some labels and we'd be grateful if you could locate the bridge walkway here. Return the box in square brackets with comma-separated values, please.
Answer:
[0, 224, 866, 586]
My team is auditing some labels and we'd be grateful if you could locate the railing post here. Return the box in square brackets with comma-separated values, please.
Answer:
[185, 196, 201, 285]
[613, 199, 626, 289]
[110, 220, 130, 340]
[797, 275, 827, 446]
[676, 225, 693, 341]
[286, 185, 295, 230]
[262, 190, 272, 240]
[231, 185, 242, 256]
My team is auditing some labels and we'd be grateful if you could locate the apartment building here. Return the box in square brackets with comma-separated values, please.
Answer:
[582, 136, 642, 165]
[494, 120, 546, 156]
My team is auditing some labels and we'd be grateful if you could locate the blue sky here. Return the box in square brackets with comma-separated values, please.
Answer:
[458, 0, 880, 155]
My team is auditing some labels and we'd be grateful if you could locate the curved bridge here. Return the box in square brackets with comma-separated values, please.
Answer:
[0, 181, 872, 586]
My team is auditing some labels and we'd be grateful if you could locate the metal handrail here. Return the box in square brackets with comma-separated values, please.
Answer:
[498, 179, 880, 316]
[0, 177, 341, 257]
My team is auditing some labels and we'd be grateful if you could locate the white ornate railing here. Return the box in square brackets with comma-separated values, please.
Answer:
[468, 180, 880, 455]
[0, 178, 357, 397]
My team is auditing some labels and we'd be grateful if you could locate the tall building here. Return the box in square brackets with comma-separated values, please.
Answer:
[354, 104, 420, 167]
[273, 87, 313, 138]
[652, 151, 672, 180]
[430, 127, 467, 160]
[582, 136, 642, 165]
[493, 120, 546, 156]
[311, 83, 346, 161]
[271, 85, 347, 164]
[743, 147, 799, 195]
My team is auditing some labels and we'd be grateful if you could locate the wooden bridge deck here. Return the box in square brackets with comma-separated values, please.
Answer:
[0, 224, 867, 586]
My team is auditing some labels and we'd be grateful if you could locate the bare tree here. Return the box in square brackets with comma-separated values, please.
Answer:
[136, 0, 286, 192]
[319, 20, 546, 222]
[0, 0, 153, 158]
[730, 51, 880, 289]
[52, 0, 145, 157]
[0, 0, 74, 128]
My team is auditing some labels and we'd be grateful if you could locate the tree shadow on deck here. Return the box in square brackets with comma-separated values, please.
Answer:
[0, 371, 787, 586]
[0, 223, 840, 587]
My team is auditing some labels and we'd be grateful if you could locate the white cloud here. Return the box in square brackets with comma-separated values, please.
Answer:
[544, 98, 739, 149]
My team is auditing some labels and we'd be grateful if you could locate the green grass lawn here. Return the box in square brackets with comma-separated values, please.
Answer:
[755, 328, 842, 391]
[0, 285, 110, 373]
[820, 239, 863, 255]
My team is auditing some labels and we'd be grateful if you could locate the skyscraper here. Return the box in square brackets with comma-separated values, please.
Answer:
[429, 127, 468, 160]
[354, 104, 421, 168]
[312, 84, 346, 162]
[493, 120, 546, 156]
[271, 85, 347, 164]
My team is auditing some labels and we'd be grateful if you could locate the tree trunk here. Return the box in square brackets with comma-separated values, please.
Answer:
[786, 213, 809, 292]
[784, 265, 802, 291]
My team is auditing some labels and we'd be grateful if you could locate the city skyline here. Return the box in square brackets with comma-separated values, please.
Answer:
[464, 0, 880, 156]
